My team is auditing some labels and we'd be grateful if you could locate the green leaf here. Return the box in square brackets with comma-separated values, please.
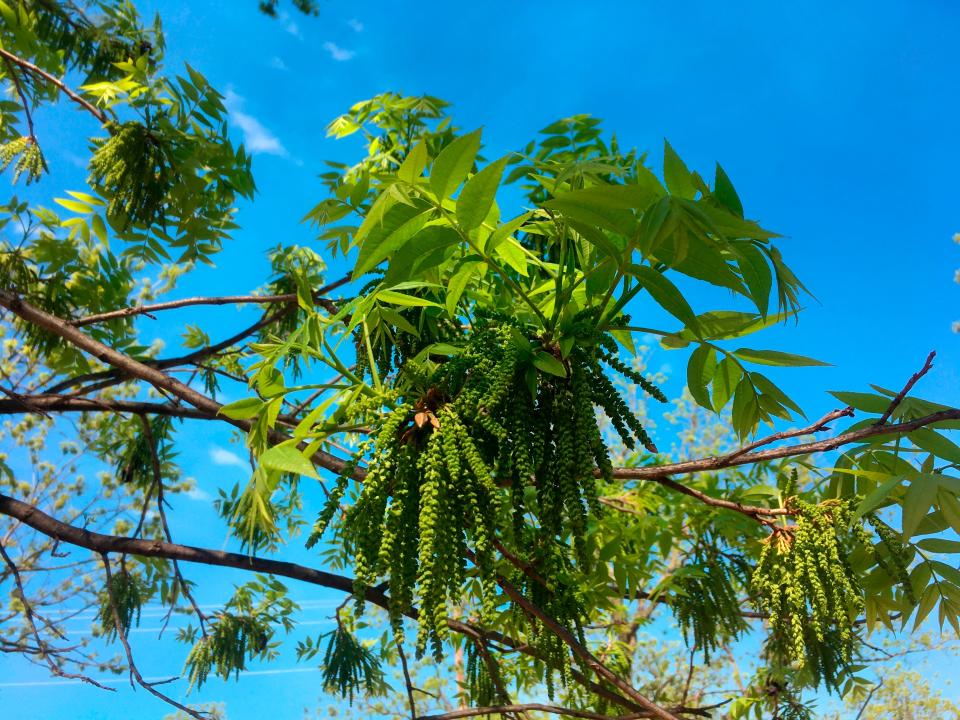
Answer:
[456, 155, 508, 231]
[828, 391, 890, 415]
[354, 209, 436, 277]
[91, 214, 108, 245]
[913, 584, 939, 630]
[713, 163, 743, 216]
[218, 397, 264, 420]
[734, 242, 771, 317]
[733, 348, 830, 367]
[376, 289, 441, 308]
[260, 445, 319, 479]
[939, 490, 960, 535]
[446, 261, 483, 317]
[486, 211, 532, 252]
[430, 129, 482, 200]
[663, 140, 695, 199]
[533, 351, 567, 378]
[398, 139, 429, 184]
[712, 356, 742, 412]
[902, 479, 939, 538]
[55, 197, 92, 214]
[686, 344, 716, 410]
[917, 538, 960, 554]
[854, 477, 902, 519]
[495, 238, 528, 276]
[911, 428, 960, 465]
[630, 264, 700, 334]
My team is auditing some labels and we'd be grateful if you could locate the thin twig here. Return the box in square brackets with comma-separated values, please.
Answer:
[396, 637, 417, 720]
[0, 541, 113, 690]
[140, 416, 208, 638]
[877, 350, 936, 425]
[99, 553, 206, 719]
[70, 271, 351, 327]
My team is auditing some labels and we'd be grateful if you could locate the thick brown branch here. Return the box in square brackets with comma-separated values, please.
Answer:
[0, 47, 107, 122]
[0, 290, 353, 477]
[0, 395, 217, 419]
[0, 493, 649, 714]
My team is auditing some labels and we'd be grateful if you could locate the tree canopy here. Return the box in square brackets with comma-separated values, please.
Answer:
[1, 2, 959, 719]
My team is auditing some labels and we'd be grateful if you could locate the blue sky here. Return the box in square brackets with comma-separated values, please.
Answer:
[2, 0, 960, 717]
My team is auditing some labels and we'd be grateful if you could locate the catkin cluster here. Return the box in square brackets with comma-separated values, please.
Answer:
[312, 316, 666, 666]
[751, 499, 868, 687]
[88, 121, 171, 226]
[0, 136, 48, 184]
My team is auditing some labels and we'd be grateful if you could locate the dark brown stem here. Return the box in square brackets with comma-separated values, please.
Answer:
[877, 350, 936, 425]
[396, 637, 417, 720]
[2, 56, 35, 138]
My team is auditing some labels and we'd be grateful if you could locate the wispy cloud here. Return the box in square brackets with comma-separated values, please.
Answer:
[280, 12, 302, 39]
[185, 485, 212, 502]
[323, 41, 355, 62]
[223, 88, 287, 157]
[346, 18, 364, 32]
[269, 56, 289, 71]
[209, 445, 248, 471]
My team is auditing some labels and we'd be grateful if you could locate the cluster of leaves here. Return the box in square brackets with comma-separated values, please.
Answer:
[0, 136, 47, 184]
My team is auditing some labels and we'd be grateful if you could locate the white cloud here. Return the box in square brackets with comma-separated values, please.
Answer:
[280, 12, 302, 39]
[223, 88, 288, 157]
[186, 486, 212, 502]
[346, 18, 364, 32]
[269, 56, 289, 71]
[323, 41, 355, 62]
[209, 445, 248, 471]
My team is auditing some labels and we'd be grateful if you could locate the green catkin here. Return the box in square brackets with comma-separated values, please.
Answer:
[89, 121, 172, 226]
[751, 499, 866, 684]
[310, 318, 663, 675]
[0, 136, 48, 184]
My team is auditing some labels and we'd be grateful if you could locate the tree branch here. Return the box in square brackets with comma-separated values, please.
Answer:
[416, 704, 648, 720]
[610, 409, 960, 482]
[70, 273, 351, 327]
[0, 47, 107, 123]
[877, 350, 936, 425]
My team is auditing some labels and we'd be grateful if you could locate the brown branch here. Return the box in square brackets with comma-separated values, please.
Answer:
[70, 273, 351, 327]
[0, 47, 107, 123]
[610, 409, 960, 482]
[723, 407, 854, 461]
[0, 492, 655, 716]
[0, 396, 219, 419]
[877, 350, 936, 425]
[42, 306, 289, 396]
[0, 290, 354, 478]
[396, 637, 417, 720]
[415, 704, 648, 720]
[99, 554, 206, 719]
